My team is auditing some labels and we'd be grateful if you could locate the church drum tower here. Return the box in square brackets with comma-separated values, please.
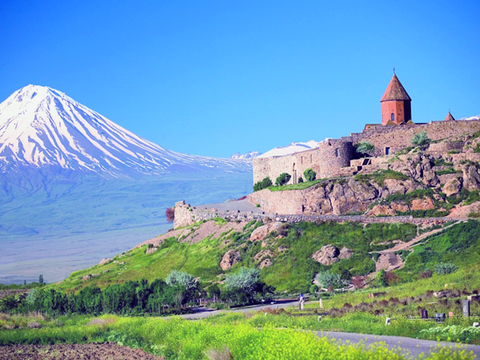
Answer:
[380, 73, 412, 125]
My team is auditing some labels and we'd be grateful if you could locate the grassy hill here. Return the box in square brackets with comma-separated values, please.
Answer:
[54, 217, 466, 294]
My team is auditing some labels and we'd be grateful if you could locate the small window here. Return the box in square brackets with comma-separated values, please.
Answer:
[385, 147, 390, 155]
[391, 113, 395, 122]
[335, 148, 340, 157]
[301, 156, 303, 165]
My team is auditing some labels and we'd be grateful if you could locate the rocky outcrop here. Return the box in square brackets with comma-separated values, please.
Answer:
[259, 258, 272, 269]
[410, 197, 435, 211]
[443, 178, 462, 197]
[99, 258, 111, 265]
[338, 247, 354, 259]
[220, 250, 241, 271]
[462, 164, 480, 191]
[312, 245, 340, 265]
[250, 222, 284, 241]
[254, 250, 273, 262]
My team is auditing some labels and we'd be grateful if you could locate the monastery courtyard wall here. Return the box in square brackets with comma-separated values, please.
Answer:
[253, 119, 480, 185]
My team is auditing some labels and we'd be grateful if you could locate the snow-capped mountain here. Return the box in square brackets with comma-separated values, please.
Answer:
[257, 140, 319, 158]
[0, 85, 251, 176]
[230, 151, 261, 160]
[460, 115, 480, 121]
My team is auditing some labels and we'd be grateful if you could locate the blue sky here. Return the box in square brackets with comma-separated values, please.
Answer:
[1, 0, 479, 158]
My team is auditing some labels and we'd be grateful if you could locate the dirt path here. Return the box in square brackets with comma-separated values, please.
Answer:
[374, 221, 462, 272]
[0, 343, 164, 360]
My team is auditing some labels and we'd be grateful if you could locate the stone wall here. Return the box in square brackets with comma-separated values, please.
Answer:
[253, 120, 480, 184]
[252, 139, 354, 185]
[173, 198, 453, 229]
[350, 120, 480, 157]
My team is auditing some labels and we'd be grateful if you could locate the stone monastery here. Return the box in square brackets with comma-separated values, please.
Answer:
[253, 73, 480, 185]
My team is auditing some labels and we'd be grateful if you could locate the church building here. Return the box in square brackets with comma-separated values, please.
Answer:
[380, 73, 412, 125]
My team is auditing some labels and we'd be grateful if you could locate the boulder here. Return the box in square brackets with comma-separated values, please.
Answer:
[250, 222, 284, 241]
[220, 250, 241, 271]
[338, 247, 354, 259]
[254, 250, 273, 262]
[259, 258, 272, 269]
[410, 197, 435, 211]
[442, 178, 463, 197]
[462, 164, 480, 191]
[99, 258, 111, 266]
[312, 245, 340, 265]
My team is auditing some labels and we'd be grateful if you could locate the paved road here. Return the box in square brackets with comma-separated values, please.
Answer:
[318, 331, 480, 359]
[180, 302, 480, 358]
[181, 300, 298, 320]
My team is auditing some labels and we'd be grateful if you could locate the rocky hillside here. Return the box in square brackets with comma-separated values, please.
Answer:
[250, 141, 480, 219]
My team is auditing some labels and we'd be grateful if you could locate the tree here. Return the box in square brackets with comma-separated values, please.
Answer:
[224, 267, 262, 303]
[253, 177, 273, 192]
[315, 271, 341, 289]
[275, 173, 291, 186]
[303, 168, 316, 182]
[411, 131, 430, 149]
[355, 141, 375, 155]
[165, 271, 198, 307]
[38, 274, 44, 285]
[165, 207, 175, 223]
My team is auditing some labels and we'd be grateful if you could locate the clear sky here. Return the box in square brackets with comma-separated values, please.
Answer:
[1, 0, 479, 158]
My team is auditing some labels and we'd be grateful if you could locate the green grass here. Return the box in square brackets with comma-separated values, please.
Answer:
[55, 220, 419, 294]
[0, 315, 475, 359]
[354, 169, 409, 187]
[267, 178, 327, 191]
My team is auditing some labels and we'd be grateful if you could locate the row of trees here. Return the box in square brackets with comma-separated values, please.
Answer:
[253, 168, 318, 191]
[0, 268, 273, 316]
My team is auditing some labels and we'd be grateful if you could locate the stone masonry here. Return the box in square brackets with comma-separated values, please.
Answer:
[253, 119, 480, 185]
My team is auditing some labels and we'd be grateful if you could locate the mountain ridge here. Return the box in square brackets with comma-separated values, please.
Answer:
[0, 85, 251, 177]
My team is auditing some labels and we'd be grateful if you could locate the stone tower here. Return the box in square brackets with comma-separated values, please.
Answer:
[380, 73, 412, 126]
[444, 111, 455, 121]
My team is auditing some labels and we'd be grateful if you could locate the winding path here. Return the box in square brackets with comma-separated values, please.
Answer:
[180, 301, 480, 359]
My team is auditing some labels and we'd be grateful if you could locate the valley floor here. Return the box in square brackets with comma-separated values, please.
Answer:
[0, 342, 164, 360]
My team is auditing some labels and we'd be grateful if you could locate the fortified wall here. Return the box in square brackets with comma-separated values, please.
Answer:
[253, 119, 480, 185]
[173, 200, 452, 230]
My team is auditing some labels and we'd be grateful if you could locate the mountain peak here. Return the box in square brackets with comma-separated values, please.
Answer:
[0, 85, 251, 176]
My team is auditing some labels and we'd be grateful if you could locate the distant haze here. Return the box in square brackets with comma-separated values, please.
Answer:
[0, 85, 252, 284]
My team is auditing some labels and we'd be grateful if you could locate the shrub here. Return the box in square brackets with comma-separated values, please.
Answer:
[165, 207, 175, 223]
[434, 262, 458, 275]
[303, 168, 316, 182]
[351, 275, 365, 289]
[419, 270, 432, 279]
[411, 131, 431, 148]
[376, 270, 388, 287]
[275, 173, 291, 186]
[315, 271, 342, 289]
[298, 177, 304, 183]
[253, 177, 273, 192]
[355, 141, 375, 155]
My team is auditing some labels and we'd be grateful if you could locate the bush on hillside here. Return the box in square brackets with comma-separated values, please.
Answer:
[165, 207, 175, 223]
[315, 271, 342, 289]
[434, 262, 458, 275]
[303, 168, 316, 182]
[253, 177, 273, 192]
[275, 173, 291, 186]
[355, 141, 375, 155]
[411, 131, 431, 149]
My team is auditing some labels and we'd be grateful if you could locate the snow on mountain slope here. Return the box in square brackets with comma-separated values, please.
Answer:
[460, 115, 480, 121]
[0, 85, 251, 176]
[230, 151, 261, 160]
[257, 140, 319, 158]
